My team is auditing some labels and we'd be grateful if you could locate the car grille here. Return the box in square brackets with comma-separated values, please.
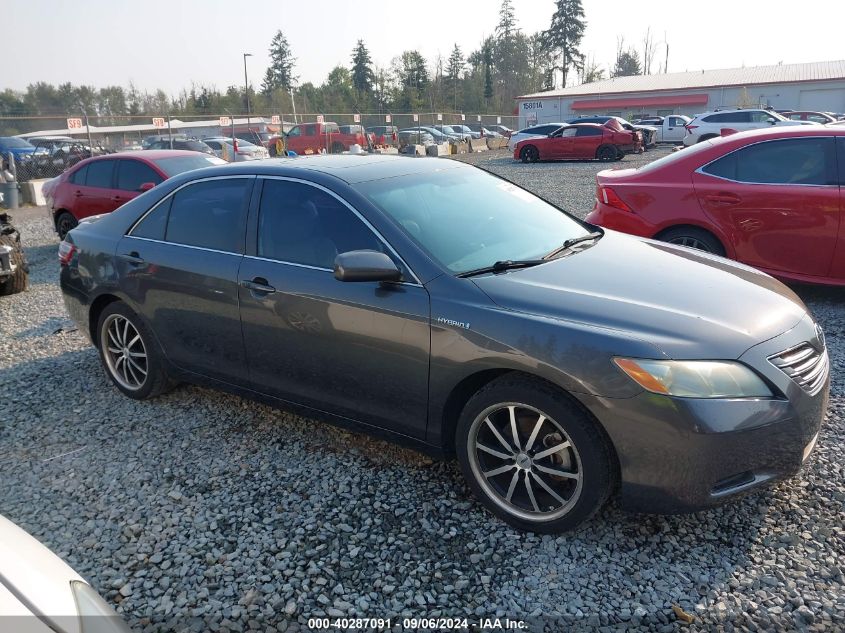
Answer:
[769, 343, 828, 394]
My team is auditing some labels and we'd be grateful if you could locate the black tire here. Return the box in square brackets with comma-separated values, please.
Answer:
[519, 145, 539, 163]
[96, 302, 173, 400]
[0, 235, 28, 296]
[698, 134, 718, 143]
[331, 142, 344, 154]
[596, 145, 617, 162]
[55, 211, 78, 240]
[455, 374, 616, 533]
[658, 226, 725, 256]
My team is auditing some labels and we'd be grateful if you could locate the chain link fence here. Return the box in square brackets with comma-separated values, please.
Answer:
[1, 112, 518, 183]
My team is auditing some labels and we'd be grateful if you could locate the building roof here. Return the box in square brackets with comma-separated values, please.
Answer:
[518, 60, 845, 99]
[18, 117, 278, 138]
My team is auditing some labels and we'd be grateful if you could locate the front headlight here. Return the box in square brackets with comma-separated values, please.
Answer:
[71, 580, 132, 633]
[613, 358, 772, 398]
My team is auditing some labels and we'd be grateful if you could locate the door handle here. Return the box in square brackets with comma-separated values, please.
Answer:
[122, 251, 144, 265]
[73, 190, 83, 197]
[241, 277, 276, 294]
[705, 193, 742, 206]
[111, 196, 124, 202]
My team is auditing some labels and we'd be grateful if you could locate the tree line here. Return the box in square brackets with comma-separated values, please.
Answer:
[1, 0, 667, 134]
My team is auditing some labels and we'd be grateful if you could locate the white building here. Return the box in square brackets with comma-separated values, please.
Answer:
[516, 60, 845, 128]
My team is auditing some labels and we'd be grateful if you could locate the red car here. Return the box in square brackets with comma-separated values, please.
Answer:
[49, 150, 224, 238]
[269, 121, 371, 156]
[514, 122, 636, 163]
[586, 127, 845, 286]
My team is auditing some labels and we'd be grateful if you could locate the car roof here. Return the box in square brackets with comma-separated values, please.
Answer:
[83, 149, 205, 161]
[168, 154, 469, 185]
[700, 125, 845, 148]
[569, 123, 605, 128]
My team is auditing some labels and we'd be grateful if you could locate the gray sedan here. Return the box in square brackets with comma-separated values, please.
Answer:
[58, 156, 828, 532]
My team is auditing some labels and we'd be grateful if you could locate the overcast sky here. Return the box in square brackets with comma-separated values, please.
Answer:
[5, 0, 844, 97]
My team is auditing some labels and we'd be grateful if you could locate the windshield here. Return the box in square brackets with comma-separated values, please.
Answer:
[356, 168, 589, 274]
[152, 155, 226, 176]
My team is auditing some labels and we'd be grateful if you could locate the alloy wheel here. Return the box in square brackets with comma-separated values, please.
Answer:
[468, 403, 583, 522]
[101, 314, 148, 391]
[668, 236, 711, 252]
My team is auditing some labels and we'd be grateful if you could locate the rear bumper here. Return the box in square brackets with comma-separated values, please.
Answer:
[578, 315, 828, 513]
[585, 203, 657, 238]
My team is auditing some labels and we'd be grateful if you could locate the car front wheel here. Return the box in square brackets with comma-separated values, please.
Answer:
[97, 302, 172, 400]
[456, 374, 616, 533]
[519, 146, 539, 163]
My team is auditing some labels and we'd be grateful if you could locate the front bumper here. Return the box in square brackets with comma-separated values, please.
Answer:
[578, 315, 828, 513]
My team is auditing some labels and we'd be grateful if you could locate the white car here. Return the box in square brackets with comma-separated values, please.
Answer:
[202, 137, 269, 162]
[0, 514, 130, 633]
[683, 109, 819, 146]
[506, 123, 568, 151]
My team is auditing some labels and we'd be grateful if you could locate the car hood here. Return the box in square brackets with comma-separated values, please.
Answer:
[0, 515, 82, 628]
[471, 231, 808, 360]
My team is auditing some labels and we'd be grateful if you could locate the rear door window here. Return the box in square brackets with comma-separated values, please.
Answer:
[85, 160, 115, 188]
[576, 127, 602, 136]
[165, 178, 251, 252]
[69, 164, 88, 185]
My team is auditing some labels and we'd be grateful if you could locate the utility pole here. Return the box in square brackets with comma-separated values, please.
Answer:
[243, 53, 253, 134]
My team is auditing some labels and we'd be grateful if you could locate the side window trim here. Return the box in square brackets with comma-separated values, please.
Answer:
[697, 137, 838, 187]
[251, 176, 422, 286]
[126, 175, 254, 254]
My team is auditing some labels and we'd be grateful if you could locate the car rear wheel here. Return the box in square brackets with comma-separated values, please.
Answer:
[456, 374, 615, 533]
[55, 211, 78, 240]
[596, 145, 617, 162]
[698, 134, 718, 143]
[97, 302, 172, 400]
[520, 146, 539, 163]
[658, 226, 725, 256]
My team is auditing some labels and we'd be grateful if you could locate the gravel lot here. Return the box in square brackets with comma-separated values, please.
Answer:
[1, 153, 844, 632]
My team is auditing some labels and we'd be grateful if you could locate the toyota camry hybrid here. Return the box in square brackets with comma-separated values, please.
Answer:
[59, 155, 829, 533]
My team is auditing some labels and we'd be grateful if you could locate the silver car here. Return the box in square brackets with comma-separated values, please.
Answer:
[0, 514, 130, 632]
[202, 137, 269, 162]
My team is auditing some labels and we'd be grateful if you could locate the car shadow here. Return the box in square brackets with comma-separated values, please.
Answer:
[2, 347, 817, 630]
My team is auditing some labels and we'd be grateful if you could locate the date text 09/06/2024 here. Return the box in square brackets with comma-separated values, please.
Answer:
[307, 617, 528, 630]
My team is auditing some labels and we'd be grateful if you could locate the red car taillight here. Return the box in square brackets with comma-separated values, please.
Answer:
[58, 241, 78, 266]
[597, 186, 633, 213]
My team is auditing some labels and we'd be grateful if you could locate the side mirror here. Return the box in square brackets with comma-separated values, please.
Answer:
[138, 182, 156, 192]
[334, 250, 401, 283]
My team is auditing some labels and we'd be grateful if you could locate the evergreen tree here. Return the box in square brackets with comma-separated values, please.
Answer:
[447, 44, 464, 111]
[350, 40, 375, 100]
[612, 50, 642, 77]
[543, 0, 587, 88]
[496, 0, 517, 38]
[483, 42, 494, 104]
[261, 30, 297, 94]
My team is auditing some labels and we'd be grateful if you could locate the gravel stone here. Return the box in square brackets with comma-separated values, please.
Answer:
[2, 172, 844, 632]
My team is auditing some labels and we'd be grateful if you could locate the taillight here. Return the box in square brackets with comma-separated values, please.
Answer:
[58, 241, 77, 266]
[685, 125, 698, 133]
[598, 186, 633, 213]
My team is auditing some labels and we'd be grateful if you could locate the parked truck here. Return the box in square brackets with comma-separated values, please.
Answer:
[632, 115, 691, 143]
[269, 122, 371, 156]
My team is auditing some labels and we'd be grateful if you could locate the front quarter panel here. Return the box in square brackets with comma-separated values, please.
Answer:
[425, 274, 659, 446]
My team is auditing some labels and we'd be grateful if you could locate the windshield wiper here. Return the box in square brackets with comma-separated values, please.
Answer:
[457, 259, 545, 278]
[543, 231, 603, 260]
